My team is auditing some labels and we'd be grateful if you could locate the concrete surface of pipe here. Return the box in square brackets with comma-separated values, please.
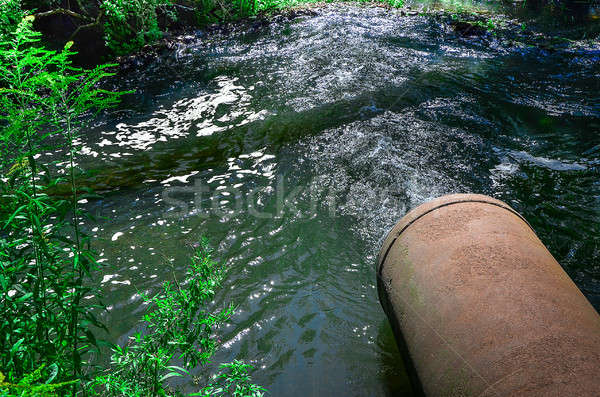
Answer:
[377, 194, 600, 397]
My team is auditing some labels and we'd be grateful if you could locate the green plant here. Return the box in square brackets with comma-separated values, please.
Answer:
[0, 15, 265, 396]
[385, 0, 403, 9]
[195, 361, 265, 397]
[192, 0, 258, 24]
[89, 239, 265, 396]
[0, 14, 121, 390]
[0, 0, 23, 38]
[0, 366, 76, 396]
[101, 0, 176, 55]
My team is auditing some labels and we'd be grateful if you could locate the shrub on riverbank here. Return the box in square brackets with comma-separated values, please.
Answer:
[0, 15, 122, 389]
[0, 15, 264, 396]
[0, 0, 269, 57]
[0, 0, 408, 58]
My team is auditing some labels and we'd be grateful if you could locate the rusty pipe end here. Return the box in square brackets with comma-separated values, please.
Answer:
[376, 193, 600, 397]
[377, 194, 526, 278]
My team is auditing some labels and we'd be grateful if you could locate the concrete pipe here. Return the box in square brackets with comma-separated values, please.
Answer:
[377, 194, 600, 397]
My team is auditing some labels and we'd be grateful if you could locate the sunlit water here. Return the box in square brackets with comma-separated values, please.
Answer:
[73, 5, 599, 395]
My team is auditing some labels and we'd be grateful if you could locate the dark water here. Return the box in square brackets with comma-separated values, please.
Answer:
[77, 5, 599, 395]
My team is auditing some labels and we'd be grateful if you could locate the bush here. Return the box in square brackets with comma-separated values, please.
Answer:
[0, 15, 121, 386]
[101, 0, 176, 55]
[0, 13, 264, 397]
[89, 239, 265, 396]
[0, 0, 23, 38]
[0, 366, 76, 397]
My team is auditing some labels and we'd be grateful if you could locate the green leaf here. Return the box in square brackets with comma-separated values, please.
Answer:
[3, 204, 27, 228]
[10, 338, 24, 354]
[84, 329, 98, 347]
[166, 365, 189, 375]
[15, 292, 32, 302]
[46, 363, 58, 384]
[159, 372, 185, 382]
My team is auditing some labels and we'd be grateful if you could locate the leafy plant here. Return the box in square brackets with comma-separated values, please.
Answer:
[0, 14, 265, 396]
[0, 366, 76, 397]
[0, 14, 121, 389]
[101, 0, 176, 55]
[195, 361, 266, 397]
[89, 238, 264, 397]
[0, 0, 23, 38]
[385, 0, 403, 9]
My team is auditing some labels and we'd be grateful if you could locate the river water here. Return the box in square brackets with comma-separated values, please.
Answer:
[77, 5, 599, 395]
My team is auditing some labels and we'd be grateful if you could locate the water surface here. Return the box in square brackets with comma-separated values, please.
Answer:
[77, 5, 599, 395]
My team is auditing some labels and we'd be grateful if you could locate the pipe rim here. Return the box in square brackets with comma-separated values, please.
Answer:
[376, 194, 534, 280]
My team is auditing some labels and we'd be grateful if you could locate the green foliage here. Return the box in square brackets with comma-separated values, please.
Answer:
[89, 239, 264, 396]
[0, 11, 266, 397]
[0, 0, 23, 38]
[0, 14, 121, 388]
[195, 361, 266, 397]
[385, 0, 403, 8]
[101, 0, 176, 55]
[0, 366, 76, 397]
[191, 0, 256, 24]
[2, 0, 408, 56]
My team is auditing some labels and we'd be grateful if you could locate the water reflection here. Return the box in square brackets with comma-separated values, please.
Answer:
[75, 5, 600, 396]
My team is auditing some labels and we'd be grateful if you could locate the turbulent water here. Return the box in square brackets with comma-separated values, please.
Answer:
[76, 5, 599, 395]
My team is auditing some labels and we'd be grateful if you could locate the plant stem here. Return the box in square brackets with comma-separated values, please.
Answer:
[64, 99, 83, 395]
